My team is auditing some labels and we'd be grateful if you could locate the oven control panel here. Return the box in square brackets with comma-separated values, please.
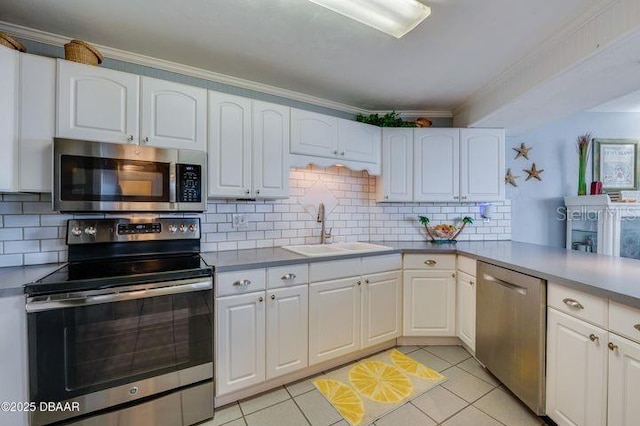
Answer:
[67, 218, 201, 244]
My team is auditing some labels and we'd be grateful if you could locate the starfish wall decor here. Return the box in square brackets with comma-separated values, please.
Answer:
[513, 143, 532, 160]
[524, 163, 544, 181]
[505, 168, 519, 187]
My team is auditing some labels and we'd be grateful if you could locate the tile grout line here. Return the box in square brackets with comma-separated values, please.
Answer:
[284, 384, 314, 426]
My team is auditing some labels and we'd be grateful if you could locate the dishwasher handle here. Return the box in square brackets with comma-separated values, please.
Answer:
[482, 272, 528, 295]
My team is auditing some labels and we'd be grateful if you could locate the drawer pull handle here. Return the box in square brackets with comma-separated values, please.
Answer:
[233, 279, 252, 287]
[608, 342, 618, 351]
[563, 298, 584, 310]
[589, 334, 599, 342]
[634, 324, 640, 332]
[281, 273, 297, 280]
[424, 260, 437, 266]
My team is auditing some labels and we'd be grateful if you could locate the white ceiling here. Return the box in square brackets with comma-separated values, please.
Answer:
[0, 0, 600, 112]
[590, 89, 640, 113]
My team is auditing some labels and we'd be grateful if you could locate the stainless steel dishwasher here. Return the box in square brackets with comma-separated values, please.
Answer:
[476, 261, 547, 415]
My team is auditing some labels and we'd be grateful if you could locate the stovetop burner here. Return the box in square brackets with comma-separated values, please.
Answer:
[25, 218, 212, 296]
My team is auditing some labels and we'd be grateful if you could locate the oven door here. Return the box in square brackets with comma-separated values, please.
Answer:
[27, 279, 212, 425]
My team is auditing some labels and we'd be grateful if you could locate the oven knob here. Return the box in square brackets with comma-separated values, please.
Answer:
[188, 224, 197, 233]
[168, 225, 177, 234]
[71, 227, 83, 237]
[84, 226, 97, 236]
[178, 224, 187, 233]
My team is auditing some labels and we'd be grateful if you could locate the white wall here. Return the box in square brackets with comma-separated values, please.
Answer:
[507, 111, 640, 247]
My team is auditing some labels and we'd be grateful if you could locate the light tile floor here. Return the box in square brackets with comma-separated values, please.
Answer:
[202, 345, 549, 426]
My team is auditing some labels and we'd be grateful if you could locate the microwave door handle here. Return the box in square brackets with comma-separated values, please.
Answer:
[169, 163, 177, 203]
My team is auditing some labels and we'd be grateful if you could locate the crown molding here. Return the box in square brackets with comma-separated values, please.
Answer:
[0, 20, 452, 119]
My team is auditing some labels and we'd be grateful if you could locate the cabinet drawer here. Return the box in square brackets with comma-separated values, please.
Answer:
[456, 256, 476, 276]
[403, 254, 456, 270]
[609, 301, 640, 344]
[547, 282, 607, 327]
[309, 258, 361, 282]
[216, 268, 266, 297]
[267, 264, 309, 289]
[362, 254, 401, 275]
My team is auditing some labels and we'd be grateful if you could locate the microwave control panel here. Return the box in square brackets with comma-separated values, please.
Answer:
[176, 164, 202, 203]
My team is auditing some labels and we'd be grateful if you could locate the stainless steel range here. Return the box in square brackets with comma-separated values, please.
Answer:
[26, 218, 213, 426]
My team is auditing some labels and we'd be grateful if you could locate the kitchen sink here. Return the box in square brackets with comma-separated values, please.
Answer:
[282, 242, 393, 257]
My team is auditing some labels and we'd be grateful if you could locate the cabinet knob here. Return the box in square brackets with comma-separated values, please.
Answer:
[340, 152, 345, 156]
[608, 342, 618, 351]
[142, 136, 149, 144]
[258, 296, 264, 302]
[384, 195, 389, 199]
[470, 281, 475, 286]
[364, 279, 369, 284]
[255, 189, 261, 195]
[462, 196, 467, 200]
[127, 135, 134, 142]
[451, 273, 456, 278]
[563, 298, 584, 310]
[634, 324, 640, 332]
[271, 294, 276, 300]
[333, 150, 338, 155]
[281, 273, 297, 280]
[357, 280, 362, 286]
[245, 189, 250, 195]
[589, 334, 599, 342]
[233, 279, 251, 287]
[453, 196, 459, 200]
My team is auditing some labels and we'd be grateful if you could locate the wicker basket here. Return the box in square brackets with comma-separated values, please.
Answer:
[64, 39, 103, 65]
[0, 32, 27, 52]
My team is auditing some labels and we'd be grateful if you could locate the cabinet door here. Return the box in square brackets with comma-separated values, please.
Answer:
[290, 108, 339, 157]
[362, 271, 402, 348]
[456, 270, 476, 351]
[414, 128, 459, 202]
[140, 77, 206, 151]
[215, 292, 266, 395]
[252, 101, 289, 199]
[309, 277, 360, 365]
[208, 91, 252, 198]
[403, 270, 456, 336]
[338, 119, 380, 163]
[266, 285, 308, 379]
[377, 128, 413, 202]
[57, 60, 139, 144]
[0, 47, 18, 192]
[546, 308, 607, 426]
[608, 334, 640, 426]
[19, 54, 56, 193]
[460, 128, 505, 201]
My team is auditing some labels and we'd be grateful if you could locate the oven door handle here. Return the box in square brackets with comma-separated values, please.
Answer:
[26, 279, 212, 312]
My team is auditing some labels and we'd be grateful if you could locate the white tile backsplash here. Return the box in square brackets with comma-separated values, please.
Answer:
[0, 165, 511, 266]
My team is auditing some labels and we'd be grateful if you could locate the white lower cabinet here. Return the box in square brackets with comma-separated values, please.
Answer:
[403, 270, 456, 336]
[216, 292, 266, 396]
[309, 277, 361, 365]
[456, 270, 476, 350]
[266, 285, 308, 380]
[361, 271, 402, 348]
[546, 308, 607, 426]
[608, 334, 640, 426]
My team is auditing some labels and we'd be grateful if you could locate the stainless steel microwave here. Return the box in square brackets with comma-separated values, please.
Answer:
[53, 138, 206, 212]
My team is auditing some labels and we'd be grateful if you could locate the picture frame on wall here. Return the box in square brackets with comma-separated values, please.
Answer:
[593, 139, 640, 191]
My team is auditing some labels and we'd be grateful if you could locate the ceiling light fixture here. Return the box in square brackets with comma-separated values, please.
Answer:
[307, 0, 431, 38]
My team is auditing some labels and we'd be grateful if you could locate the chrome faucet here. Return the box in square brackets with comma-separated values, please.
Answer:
[317, 203, 332, 244]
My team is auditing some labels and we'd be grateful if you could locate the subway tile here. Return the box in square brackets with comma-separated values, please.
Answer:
[5, 240, 40, 254]
[24, 251, 59, 265]
[0, 254, 23, 267]
[0, 202, 23, 214]
[0, 229, 23, 241]
[4, 215, 40, 227]
[24, 227, 58, 240]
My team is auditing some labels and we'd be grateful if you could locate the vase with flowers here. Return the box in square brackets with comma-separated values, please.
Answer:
[576, 133, 592, 196]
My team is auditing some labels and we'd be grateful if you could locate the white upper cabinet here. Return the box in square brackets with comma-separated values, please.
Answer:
[57, 60, 140, 144]
[377, 128, 413, 202]
[460, 128, 505, 201]
[290, 109, 382, 173]
[252, 101, 289, 198]
[0, 47, 19, 192]
[338, 119, 380, 163]
[19, 54, 56, 193]
[140, 77, 207, 151]
[290, 108, 339, 157]
[208, 92, 289, 199]
[208, 92, 252, 198]
[414, 128, 460, 202]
